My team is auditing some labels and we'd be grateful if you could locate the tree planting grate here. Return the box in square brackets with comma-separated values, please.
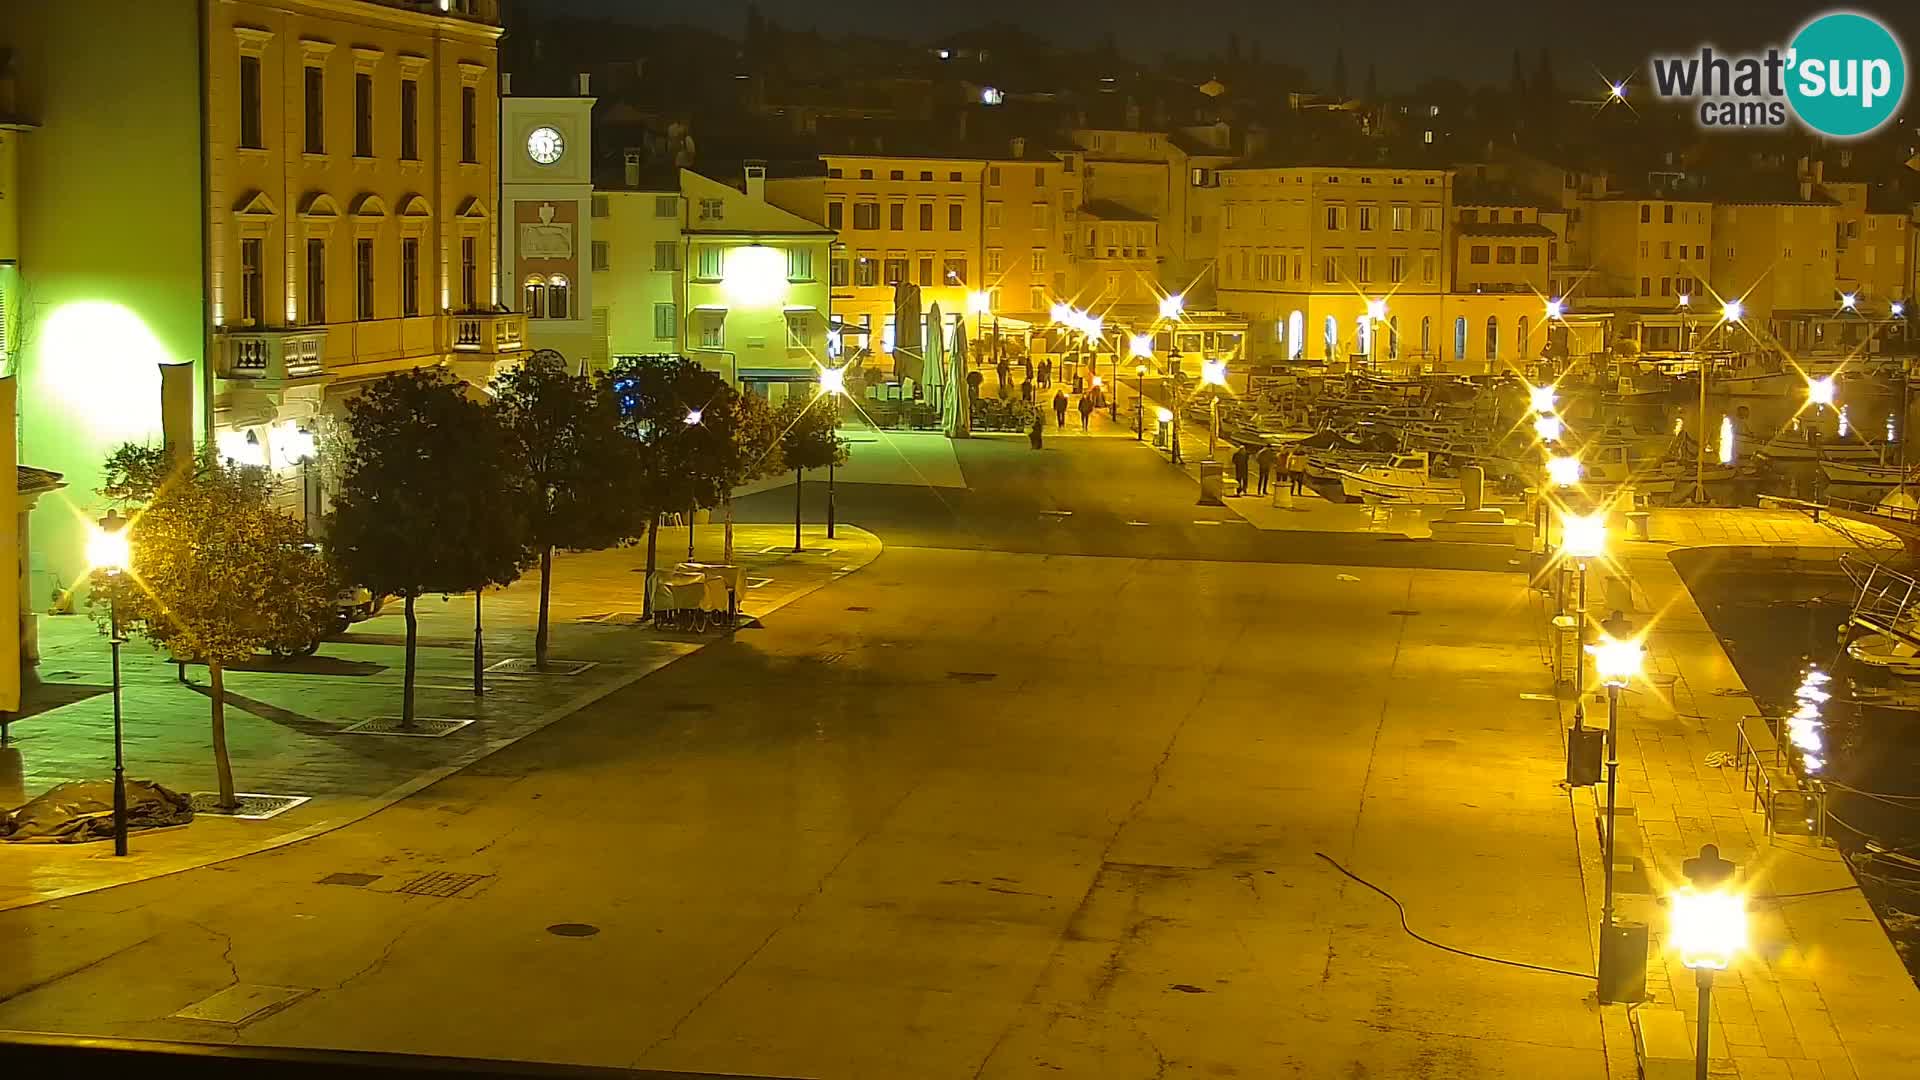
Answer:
[318, 872, 381, 887]
[342, 716, 473, 738]
[485, 658, 595, 676]
[946, 671, 998, 684]
[396, 871, 491, 898]
[580, 611, 647, 624]
[190, 792, 309, 820]
[547, 923, 600, 937]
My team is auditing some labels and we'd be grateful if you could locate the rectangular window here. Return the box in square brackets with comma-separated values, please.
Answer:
[1639, 241, 1649, 258]
[1322, 256, 1338, 283]
[917, 256, 933, 286]
[1640, 204, 1651, 223]
[920, 170, 932, 181]
[1661, 241, 1672, 258]
[1420, 205, 1440, 231]
[401, 237, 420, 317]
[699, 198, 724, 223]
[1520, 246, 1539, 264]
[1035, 202, 1051, 230]
[305, 238, 327, 323]
[1496, 246, 1516, 264]
[985, 202, 1003, 228]
[1031, 248, 1046, 272]
[1695, 244, 1705, 260]
[654, 302, 676, 341]
[696, 245, 724, 280]
[889, 203, 905, 230]
[698, 314, 723, 349]
[1421, 252, 1437, 283]
[827, 202, 843, 230]
[654, 241, 677, 271]
[354, 73, 373, 157]
[592, 240, 610, 272]
[460, 86, 477, 163]
[884, 255, 908, 284]
[853, 203, 879, 230]
[1030, 286, 1046, 311]
[240, 238, 263, 323]
[919, 203, 934, 230]
[239, 56, 263, 149]
[984, 248, 1003, 274]
[948, 203, 963, 231]
[1389, 255, 1405, 282]
[355, 238, 375, 320]
[1034, 167, 1045, 186]
[303, 66, 325, 154]
[1660, 276, 1671, 296]
[1664, 204, 1674, 224]
[1325, 205, 1341, 230]
[787, 247, 814, 281]
[1640, 276, 1651, 296]
[830, 258, 850, 286]
[1357, 255, 1373, 281]
[943, 257, 967, 285]
[1191, 215, 1203, 235]
[590, 195, 608, 218]
[400, 78, 419, 159]
[988, 166, 1001, 186]
[786, 311, 811, 347]
[461, 236, 476, 309]
[1391, 205, 1409, 231]
[854, 255, 878, 287]
[655, 196, 678, 218]
[1470, 245, 1490, 264]
[1358, 205, 1376, 231]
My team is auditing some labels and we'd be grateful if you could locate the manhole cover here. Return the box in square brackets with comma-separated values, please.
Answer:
[485, 658, 595, 676]
[396, 871, 491, 898]
[318, 872, 381, 887]
[1388, 610, 1422, 616]
[547, 923, 600, 937]
[947, 671, 997, 683]
[342, 716, 473, 738]
[173, 984, 311, 1025]
[190, 792, 309, 820]
[1421, 738, 1460, 750]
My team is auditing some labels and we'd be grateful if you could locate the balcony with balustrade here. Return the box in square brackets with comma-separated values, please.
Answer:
[450, 310, 528, 357]
[214, 327, 328, 386]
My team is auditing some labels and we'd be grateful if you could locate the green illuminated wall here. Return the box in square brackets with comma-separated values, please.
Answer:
[3, 0, 206, 604]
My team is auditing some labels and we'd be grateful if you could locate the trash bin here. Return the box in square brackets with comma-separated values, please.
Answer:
[1626, 510, 1651, 541]
[1566, 723, 1603, 786]
[1599, 921, 1648, 1003]
[1197, 460, 1225, 506]
[1551, 614, 1579, 685]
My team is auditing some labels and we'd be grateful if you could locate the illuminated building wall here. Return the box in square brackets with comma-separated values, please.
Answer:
[596, 181, 684, 357]
[1709, 200, 1837, 333]
[502, 88, 598, 368]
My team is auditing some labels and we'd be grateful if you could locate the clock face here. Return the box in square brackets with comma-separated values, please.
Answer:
[527, 126, 564, 165]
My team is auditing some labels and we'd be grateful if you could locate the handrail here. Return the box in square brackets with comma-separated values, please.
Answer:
[1731, 715, 1828, 844]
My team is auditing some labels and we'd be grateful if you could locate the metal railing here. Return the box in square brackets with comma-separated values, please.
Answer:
[1839, 552, 1920, 636]
[1731, 716, 1830, 843]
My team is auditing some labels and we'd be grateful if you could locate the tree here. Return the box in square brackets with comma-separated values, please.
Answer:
[1510, 49, 1526, 99]
[604, 356, 737, 611]
[721, 389, 784, 562]
[93, 444, 337, 809]
[493, 350, 635, 669]
[1330, 49, 1348, 99]
[330, 369, 528, 725]
[773, 393, 847, 552]
[1364, 63, 1378, 103]
[1533, 48, 1558, 101]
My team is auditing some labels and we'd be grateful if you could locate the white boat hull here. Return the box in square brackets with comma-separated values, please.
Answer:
[1756, 441, 1887, 462]
[1848, 632, 1920, 677]
[1823, 460, 1912, 485]
[1335, 470, 1463, 504]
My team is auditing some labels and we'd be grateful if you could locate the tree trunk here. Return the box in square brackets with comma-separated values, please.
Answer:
[534, 543, 553, 670]
[643, 514, 659, 617]
[723, 487, 735, 563]
[402, 593, 417, 729]
[209, 661, 237, 810]
[794, 468, 804, 551]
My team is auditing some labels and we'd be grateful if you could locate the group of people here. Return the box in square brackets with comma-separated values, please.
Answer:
[1228, 443, 1310, 497]
[1050, 385, 1105, 431]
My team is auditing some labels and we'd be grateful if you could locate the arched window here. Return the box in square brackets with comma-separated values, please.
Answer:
[523, 275, 547, 319]
[1388, 316, 1400, 360]
[1323, 314, 1338, 360]
[547, 274, 570, 320]
[1485, 316, 1500, 361]
[1355, 315, 1370, 356]
[1288, 310, 1304, 360]
[1453, 317, 1467, 360]
[1517, 315, 1530, 357]
[1420, 316, 1432, 356]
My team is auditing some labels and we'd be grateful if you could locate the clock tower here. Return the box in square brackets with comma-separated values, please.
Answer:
[500, 75, 599, 369]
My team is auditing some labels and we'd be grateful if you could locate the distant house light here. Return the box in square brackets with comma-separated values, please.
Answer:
[981, 86, 1004, 106]
[937, 49, 951, 60]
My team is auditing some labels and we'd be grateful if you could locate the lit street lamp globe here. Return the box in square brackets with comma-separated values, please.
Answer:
[1559, 512, 1607, 560]
[1586, 635, 1643, 686]
[88, 513, 132, 573]
[1546, 454, 1581, 488]
[818, 366, 846, 396]
[1528, 384, 1556, 415]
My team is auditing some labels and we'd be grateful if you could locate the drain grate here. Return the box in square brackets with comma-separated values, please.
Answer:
[397, 871, 491, 898]
[846, 605, 871, 612]
[1388, 609, 1422, 616]
[190, 792, 309, 820]
[342, 716, 473, 738]
[946, 671, 997, 684]
[547, 923, 600, 938]
[173, 984, 311, 1026]
[318, 872, 381, 887]
[485, 658, 595, 676]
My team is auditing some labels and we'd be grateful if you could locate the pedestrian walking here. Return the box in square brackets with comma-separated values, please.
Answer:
[996, 357, 1011, 392]
[1039, 358, 1051, 388]
[1023, 355, 1034, 381]
[1231, 444, 1251, 496]
[1053, 388, 1070, 429]
[1021, 377, 1034, 402]
[1256, 444, 1276, 494]
[1077, 393, 1095, 432]
[1288, 448, 1309, 495]
[1029, 412, 1045, 449]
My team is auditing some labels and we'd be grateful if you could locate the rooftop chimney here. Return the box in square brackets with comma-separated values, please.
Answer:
[1009, 136, 1026, 159]
[625, 150, 641, 188]
[577, 72, 591, 96]
[744, 160, 767, 202]
[500, 72, 512, 96]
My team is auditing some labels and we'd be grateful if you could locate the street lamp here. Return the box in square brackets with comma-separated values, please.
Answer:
[1560, 512, 1607, 714]
[1588, 633, 1643, 1001]
[685, 408, 705, 558]
[1201, 358, 1227, 459]
[1159, 293, 1185, 320]
[1546, 454, 1581, 488]
[1721, 299, 1743, 324]
[818, 366, 846, 539]
[1365, 298, 1388, 370]
[1806, 375, 1835, 408]
[1528, 384, 1557, 415]
[1545, 297, 1566, 320]
[1534, 413, 1564, 443]
[1673, 844, 1744, 1080]
[1158, 406, 1181, 464]
[1134, 362, 1148, 440]
[88, 510, 132, 857]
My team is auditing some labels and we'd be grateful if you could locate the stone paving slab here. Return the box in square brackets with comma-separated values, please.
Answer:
[0, 524, 882, 911]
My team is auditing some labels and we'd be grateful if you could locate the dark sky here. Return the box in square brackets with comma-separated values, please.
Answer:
[531, 1, 1918, 89]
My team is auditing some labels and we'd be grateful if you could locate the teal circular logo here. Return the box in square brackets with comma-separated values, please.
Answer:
[1787, 12, 1906, 138]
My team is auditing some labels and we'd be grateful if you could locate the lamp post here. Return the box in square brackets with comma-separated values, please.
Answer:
[685, 408, 703, 557]
[1673, 844, 1743, 1080]
[1366, 298, 1387, 372]
[1589, 633, 1643, 1001]
[88, 511, 132, 857]
[1561, 512, 1607, 718]
[1201, 358, 1227, 459]
[1159, 406, 1181, 464]
[1134, 362, 1148, 440]
[818, 367, 845, 539]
